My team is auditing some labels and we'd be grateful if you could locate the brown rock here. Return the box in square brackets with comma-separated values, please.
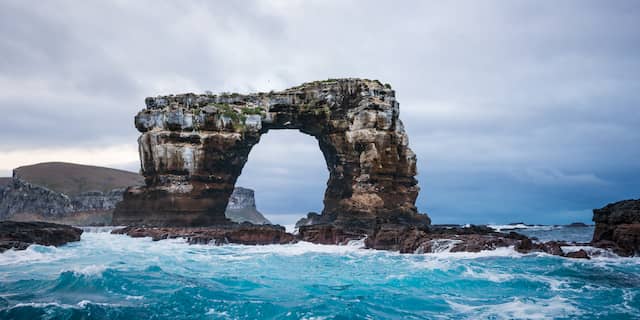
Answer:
[0, 221, 83, 252]
[112, 224, 295, 246]
[515, 237, 533, 253]
[113, 79, 429, 233]
[565, 249, 590, 259]
[536, 241, 565, 256]
[298, 224, 365, 245]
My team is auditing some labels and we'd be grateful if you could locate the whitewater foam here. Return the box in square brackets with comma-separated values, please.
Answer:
[1, 228, 639, 319]
[447, 296, 581, 319]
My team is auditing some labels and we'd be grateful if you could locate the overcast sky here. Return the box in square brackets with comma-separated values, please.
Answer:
[1, 1, 638, 225]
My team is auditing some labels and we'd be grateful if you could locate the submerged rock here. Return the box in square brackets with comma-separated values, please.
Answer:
[592, 199, 640, 256]
[113, 78, 429, 232]
[0, 221, 83, 252]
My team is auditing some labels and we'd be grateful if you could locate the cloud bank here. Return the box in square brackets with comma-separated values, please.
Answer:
[1, 0, 638, 224]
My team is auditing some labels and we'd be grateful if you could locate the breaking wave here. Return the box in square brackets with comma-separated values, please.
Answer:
[0, 228, 638, 319]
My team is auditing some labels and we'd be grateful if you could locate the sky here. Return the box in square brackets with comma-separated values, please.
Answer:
[1, 1, 639, 225]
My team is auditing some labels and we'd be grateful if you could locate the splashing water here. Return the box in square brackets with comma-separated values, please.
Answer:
[0, 227, 638, 319]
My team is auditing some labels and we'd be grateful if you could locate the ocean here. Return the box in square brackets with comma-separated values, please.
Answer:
[0, 226, 638, 319]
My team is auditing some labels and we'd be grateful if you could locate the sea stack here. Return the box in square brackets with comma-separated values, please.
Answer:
[592, 199, 640, 256]
[113, 78, 429, 234]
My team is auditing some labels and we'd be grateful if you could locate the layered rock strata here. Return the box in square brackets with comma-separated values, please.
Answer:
[0, 221, 83, 252]
[113, 79, 429, 231]
[592, 199, 640, 256]
[0, 177, 124, 220]
[225, 187, 271, 224]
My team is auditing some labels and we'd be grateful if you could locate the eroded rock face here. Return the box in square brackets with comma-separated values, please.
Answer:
[0, 178, 124, 219]
[225, 187, 271, 224]
[0, 221, 83, 252]
[592, 199, 640, 256]
[113, 79, 429, 231]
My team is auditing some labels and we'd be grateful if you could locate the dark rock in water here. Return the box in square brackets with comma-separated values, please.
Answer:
[0, 221, 83, 252]
[566, 222, 589, 227]
[112, 223, 295, 245]
[298, 224, 366, 245]
[535, 241, 565, 256]
[295, 212, 321, 229]
[113, 78, 429, 232]
[565, 249, 590, 259]
[360, 223, 596, 258]
[364, 224, 525, 254]
[224, 187, 271, 224]
[592, 199, 640, 256]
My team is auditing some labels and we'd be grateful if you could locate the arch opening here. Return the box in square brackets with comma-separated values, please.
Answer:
[234, 130, 329, 229]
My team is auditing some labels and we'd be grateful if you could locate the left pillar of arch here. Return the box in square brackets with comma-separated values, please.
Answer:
[113, 128, 262, 227]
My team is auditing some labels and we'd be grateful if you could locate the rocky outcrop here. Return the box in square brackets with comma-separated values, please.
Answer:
[112, 223, 294, 245]
[592, 199, 640, 256]
[295, 212, 321, 229]
[0, 221, 83, 252]
[358, 224, 591, 258]
[1, 171, 269, 226]
[114, 78, 429, 232]
[224, 187, 270, 224]
[0, 177, 124, 221]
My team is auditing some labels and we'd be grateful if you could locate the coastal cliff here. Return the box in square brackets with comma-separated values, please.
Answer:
[113, 78, 429, 233]
[0, 180, 132, 226]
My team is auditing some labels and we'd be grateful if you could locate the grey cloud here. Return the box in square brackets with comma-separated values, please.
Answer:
[1, 0, 638, 224]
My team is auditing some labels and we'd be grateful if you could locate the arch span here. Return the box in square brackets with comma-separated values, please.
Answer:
[113, 79, 429, 232]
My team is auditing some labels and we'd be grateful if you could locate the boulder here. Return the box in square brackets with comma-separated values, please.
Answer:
[0, 221, 83, 252]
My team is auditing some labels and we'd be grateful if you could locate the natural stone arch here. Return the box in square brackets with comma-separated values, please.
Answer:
[113, 79, 429, 232]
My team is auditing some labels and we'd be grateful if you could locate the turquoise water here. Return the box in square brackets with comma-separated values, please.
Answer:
[0, 228, 638, 319]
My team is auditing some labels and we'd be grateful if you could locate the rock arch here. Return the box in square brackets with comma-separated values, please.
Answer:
[113, 79, 429, 232]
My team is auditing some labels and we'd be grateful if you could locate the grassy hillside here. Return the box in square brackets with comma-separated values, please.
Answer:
[13, 162, 144, 196]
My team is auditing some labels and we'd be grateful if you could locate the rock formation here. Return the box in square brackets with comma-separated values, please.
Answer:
[0, 221, 83, 252]
[592, 199, 640, 256]
[224, 187, 271, 224]
[0, 177, 125, 221]
[0, 162, 144, 225]
[1, 166, 268, 226]
[113, 79, 429, 233]
[112, 223, 293, 245]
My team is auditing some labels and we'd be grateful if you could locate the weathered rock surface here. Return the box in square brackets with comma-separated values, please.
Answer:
[224, 187, 271, 224]
[114, 78, 429, 231]
[0, 177, 125, 225]
[592, 199, 640, 256]
[0, 163, 144, 225]
[0, 221, 83, 252]
[360, 224, 593, 258]
[112, 223, 294, 245]
[1, 162, 265, 226]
